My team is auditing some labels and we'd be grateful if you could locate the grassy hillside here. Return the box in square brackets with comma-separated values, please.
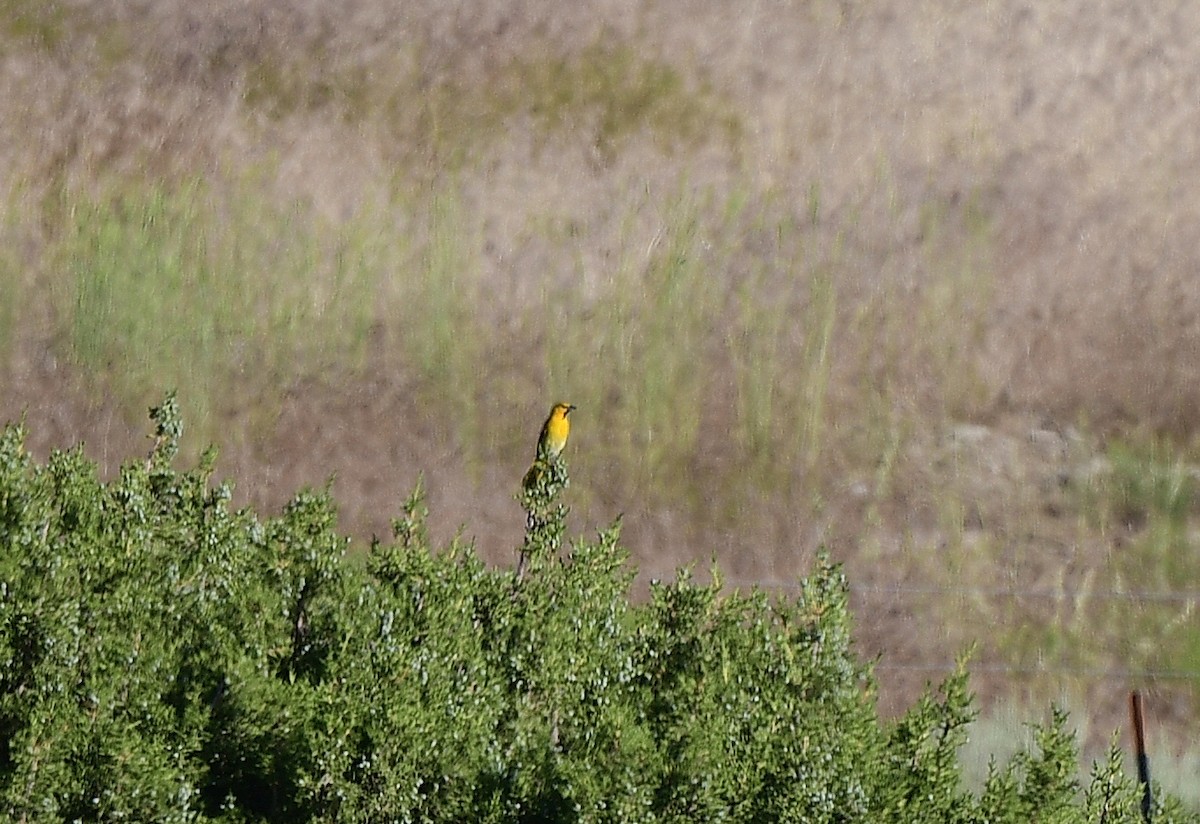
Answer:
[2, 0, 1200, 789]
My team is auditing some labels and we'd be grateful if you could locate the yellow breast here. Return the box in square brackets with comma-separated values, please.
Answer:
[545, 410, 570, 456]
[541, 402, 574, 458]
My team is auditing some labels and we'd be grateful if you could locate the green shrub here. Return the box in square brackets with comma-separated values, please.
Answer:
[0, 396, 1193, 821]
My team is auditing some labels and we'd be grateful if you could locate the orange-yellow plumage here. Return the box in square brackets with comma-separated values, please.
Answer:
[540, 402, 573, 458]
[523, 402, 575, 489]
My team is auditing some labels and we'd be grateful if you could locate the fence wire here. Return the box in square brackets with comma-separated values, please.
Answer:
[714, 577, 1200, 683]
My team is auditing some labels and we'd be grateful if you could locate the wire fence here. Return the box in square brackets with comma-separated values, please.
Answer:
[722, 575, 1190, 812]
[868, 662, 1200, 682]
[714, 577, 1200, 684]
[721, 579, 1200, 604]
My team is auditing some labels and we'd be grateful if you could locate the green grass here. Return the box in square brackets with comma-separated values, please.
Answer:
[0, 195, 20, 366]
[1101, 439, 1197, 530]
[0, 0, 67, 51]
[527, 191, 716, 498]
[594, 191, 714, 490]
[512, 41, 742, 161]
[479, 177, 1002, 534]
[241, 37, 741, 176]
[921, 437, 1200, 713]
[389, 188, 490, 467]
[0, 268, 15, 372]
[52, 176, 378, 443]
[526, 185, 845, 505]
[0, 4, 991, 513]
[1056, 441, 1200, 680]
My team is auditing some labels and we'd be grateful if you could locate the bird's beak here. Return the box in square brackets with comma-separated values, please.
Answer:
[566, 405, 576, 415]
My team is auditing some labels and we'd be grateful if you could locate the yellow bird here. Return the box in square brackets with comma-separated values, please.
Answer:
[523, 402, 575, 489]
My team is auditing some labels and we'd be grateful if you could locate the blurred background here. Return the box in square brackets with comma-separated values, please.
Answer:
[2, 0, 1199, 798]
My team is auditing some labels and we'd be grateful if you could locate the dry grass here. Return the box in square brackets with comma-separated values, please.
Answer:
[4, 0, 1200, 744]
